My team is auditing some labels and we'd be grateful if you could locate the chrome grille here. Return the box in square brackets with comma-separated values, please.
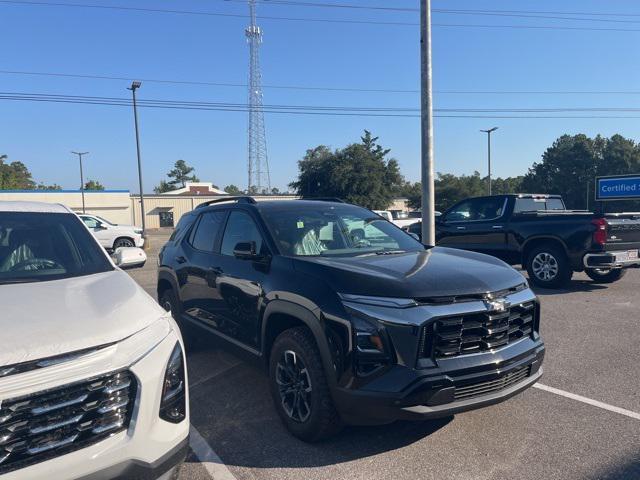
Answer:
[0, 370, 136, 474]
[454, 365, 531, 400]
[423, 301, 536, 359]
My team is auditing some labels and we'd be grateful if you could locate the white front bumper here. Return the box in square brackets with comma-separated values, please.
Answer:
[0, 320, 189, 480]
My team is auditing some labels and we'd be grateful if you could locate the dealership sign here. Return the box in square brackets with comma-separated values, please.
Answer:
[595, 175, 640, 201]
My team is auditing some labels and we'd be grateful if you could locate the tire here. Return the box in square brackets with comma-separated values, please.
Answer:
[113, 237, 135, 249]
[269, 327, 342, 442]
[585, 268, 626, 283]
[525, 244, 572, 289]
[159, 288, 200, 351]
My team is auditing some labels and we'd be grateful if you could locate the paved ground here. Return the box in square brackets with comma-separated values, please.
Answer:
[129, 232, 640, 480]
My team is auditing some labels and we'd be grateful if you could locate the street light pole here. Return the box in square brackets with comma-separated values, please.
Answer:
[128, 81, 147, 239]
[480, 127, 498, 195]
[71, 151, 88, 213]
[420, 0, 436, 246]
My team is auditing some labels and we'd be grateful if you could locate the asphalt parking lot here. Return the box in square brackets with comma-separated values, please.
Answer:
[129, 232, 640, 480]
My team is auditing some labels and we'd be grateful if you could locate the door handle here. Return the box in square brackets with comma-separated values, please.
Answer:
[456, 226, 466, 230]
[492, 225, 504, 229]
[176, 256, 187, 264]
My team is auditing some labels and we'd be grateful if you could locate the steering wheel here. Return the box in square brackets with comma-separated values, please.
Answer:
[9, 258, 64, 272]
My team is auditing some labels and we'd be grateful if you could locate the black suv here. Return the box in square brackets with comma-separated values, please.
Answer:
[157, 197, 545, 441]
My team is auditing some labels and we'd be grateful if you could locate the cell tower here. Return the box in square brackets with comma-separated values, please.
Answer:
[246, 0, 271, 194]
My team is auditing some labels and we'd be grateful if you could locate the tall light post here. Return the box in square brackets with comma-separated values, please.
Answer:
[420, 0, 436, 246]
[128, 81, 147, 240]
[71, 151, 88, 213]
[480, 127, 498, 195]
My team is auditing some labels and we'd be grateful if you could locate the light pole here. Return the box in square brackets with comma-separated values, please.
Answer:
[128, 81, 147, 241]
[420, 0, 436, 246]
[71, 151, 88, 213]
[480, 127, 498, 195]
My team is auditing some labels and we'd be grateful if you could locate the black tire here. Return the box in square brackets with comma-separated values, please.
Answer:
[113, 237, 135, 249]
[585, 268, 626, 283]
[525, 244, 572, 289]
[159, 289, 200, 351]
[269, 327, 342, 442]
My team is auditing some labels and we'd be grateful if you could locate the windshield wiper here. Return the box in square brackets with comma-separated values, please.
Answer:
[375, 250, 406, 255]
[0, 277, 46, 285]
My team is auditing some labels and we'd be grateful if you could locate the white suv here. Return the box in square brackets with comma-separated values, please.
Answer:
[0, 202, 188, 479]
[79, 214, 145, 250]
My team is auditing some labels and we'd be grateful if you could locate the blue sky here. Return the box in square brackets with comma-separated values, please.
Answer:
[1, 0, 640, 192]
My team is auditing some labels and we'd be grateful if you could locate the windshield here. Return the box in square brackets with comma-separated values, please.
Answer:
[260, 204, 424, 257]
[95, 215, 116, 226]
[0, 212, 114, 285]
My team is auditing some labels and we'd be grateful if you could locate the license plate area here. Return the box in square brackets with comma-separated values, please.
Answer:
[614, 250, 638, 262]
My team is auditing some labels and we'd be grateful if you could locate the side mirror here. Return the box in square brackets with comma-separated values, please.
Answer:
[233, 241, 257, 260]
[113, 247, 147, 269]
[97, 223, 108, 230]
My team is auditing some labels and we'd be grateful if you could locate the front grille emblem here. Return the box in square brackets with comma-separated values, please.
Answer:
[484, 297, 510, 312]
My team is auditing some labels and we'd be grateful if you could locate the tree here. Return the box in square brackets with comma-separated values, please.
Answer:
[36, 183, 62, 190]
[224, 184, 243, 195]
[84, 179, 105, 191]
[270, 187, 280, 195]
[521, 134, 640, 209]
[289, 131, 404, 210]
[0, 154, 36, 190]
[155, 159, 199, 193]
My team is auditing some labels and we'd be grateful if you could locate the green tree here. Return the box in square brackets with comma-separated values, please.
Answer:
[36, 183, 62, 190]
[155, 159, 199, 193]
[289, 131, 404, 210]
[0, 155, 36, 190]
[270, 187, 280, 195]
[84, 179, 105, 191]
[224, 184, 243, 195]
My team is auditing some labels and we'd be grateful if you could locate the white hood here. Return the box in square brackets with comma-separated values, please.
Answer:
[0, 270, 165, 367]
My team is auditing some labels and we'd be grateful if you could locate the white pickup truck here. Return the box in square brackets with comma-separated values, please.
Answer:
[79, 214, 144, 250]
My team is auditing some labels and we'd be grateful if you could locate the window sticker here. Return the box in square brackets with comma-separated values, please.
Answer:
[297, 221, 305, 229]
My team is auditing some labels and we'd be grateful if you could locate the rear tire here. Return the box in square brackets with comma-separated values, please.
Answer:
[269, 327, 342, 442]
[585, 268, 626, 283]
[159, 289, 200, 351]
[526, 244, 572, 289]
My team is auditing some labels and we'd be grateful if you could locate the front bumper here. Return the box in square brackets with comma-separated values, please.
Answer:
[583, 251, 640, 269]
[334, 340, 544, 425]
[0, 319, 189, 480]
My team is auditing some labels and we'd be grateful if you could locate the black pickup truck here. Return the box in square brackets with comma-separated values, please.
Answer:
[405, 194, 640, 288]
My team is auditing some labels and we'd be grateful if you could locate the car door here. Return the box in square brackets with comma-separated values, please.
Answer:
[214, 210, 270, 350]
[436, 197, 509, 258]
[179, 210, 228, 329]
[80, 215, 111, 248]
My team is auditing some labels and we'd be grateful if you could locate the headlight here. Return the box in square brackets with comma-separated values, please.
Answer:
[159, 342, 187, 423]
[134, 228, 143, 235]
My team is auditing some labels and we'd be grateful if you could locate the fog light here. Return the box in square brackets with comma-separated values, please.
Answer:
[160, 342, 186, 423]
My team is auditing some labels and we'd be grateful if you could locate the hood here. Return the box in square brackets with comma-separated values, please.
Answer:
[292, 247, 526, 299]
[0, 270, 165, 367]
[111, 224, 139, 231]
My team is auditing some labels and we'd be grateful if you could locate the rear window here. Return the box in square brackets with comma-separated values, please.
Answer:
[514, 198, 565, 213]
[0, 212, 113, 285]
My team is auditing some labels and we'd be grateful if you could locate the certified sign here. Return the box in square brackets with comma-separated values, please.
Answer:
[596, 175, 640, 201]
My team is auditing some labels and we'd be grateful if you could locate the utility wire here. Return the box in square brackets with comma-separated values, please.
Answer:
[4, 1, 640, 31]
[3, 69, 640, 96]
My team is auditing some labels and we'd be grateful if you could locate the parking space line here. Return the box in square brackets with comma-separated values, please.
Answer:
[190, 425, 239, 480]
[534, 383, 640, 420]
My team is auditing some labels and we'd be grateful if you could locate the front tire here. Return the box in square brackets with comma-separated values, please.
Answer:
[526, 244, 572, 289]
[113, 237, 135, 249]
[159, 289, 200, 351]
[585, 268, 626, 283]
[269, 327, 342, 442]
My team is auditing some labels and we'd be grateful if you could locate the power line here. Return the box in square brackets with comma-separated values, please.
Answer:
[3, 91, 640, 119]
[4, 69, 640, 96]
[4, 1, 640, 31]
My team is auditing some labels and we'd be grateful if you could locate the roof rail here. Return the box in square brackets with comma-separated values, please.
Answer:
[195, 196, 257, 209]
[298, 197, 345, 203]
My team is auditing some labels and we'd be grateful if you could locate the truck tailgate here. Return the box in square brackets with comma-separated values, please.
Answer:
[604, 214, 640, 250]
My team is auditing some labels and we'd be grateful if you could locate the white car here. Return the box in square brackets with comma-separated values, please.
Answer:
[79, 214, 144, 250]
[372, 210, 393, 222]
[0, 202, 188, 480]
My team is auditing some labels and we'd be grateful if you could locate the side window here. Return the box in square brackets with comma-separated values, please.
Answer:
[445, 198, 505, 222]
[220, 211, 264, 256]
[188, 211, 226, 252]
[82, 216, 99, 228]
